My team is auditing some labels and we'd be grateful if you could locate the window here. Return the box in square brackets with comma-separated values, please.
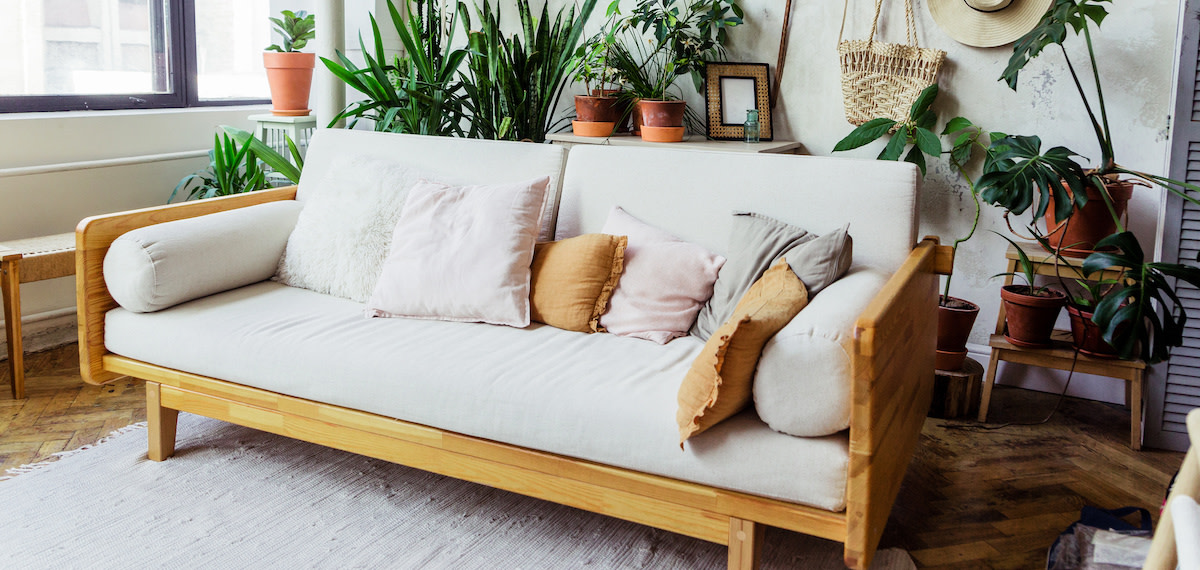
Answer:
[0, 0, 314, 113]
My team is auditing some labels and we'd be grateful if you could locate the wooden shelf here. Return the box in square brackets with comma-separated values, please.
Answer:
[545, 132, 807, 155]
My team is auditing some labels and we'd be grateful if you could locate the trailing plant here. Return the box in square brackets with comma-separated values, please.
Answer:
[459, 0, 598, 142]
[322, 0, 469, 135]
[833, 84, 999, 302]
[170, 127, 302, 203]
[266, 10, 315, 52]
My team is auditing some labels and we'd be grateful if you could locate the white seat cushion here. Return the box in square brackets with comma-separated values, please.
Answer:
[105, 281, 849, 511]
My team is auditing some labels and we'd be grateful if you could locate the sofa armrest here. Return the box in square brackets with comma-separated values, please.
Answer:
[76, 186, 298, 385]
[843, 237, 948, 569]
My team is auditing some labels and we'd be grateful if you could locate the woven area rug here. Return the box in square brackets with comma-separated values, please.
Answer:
[0, 414, 914, 569]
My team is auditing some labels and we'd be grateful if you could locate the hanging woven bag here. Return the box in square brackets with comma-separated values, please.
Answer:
[837, 0, 946, 125]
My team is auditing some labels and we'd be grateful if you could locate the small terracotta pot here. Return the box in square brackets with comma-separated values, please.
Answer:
[639, 99, 686, 128]
[571, 120, 616, 137]
[936, 296, 979, 371]
[1066, 305, 1119, 358]
[264, 52, 316, 117]
[575, 95, 621, 124]
[592, 88, 620, 98]
[1000, 285, 1066, 348]
[1043, 179, 1134, 258]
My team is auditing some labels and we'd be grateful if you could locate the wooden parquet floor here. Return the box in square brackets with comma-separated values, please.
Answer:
[0, 343, 1187, 568]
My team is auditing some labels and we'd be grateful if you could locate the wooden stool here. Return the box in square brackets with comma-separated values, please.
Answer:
[929, 357, 984, 419]
[1, 233, 76, 399]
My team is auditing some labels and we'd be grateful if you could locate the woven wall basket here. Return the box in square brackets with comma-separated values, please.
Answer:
[838, 0, 946, 125]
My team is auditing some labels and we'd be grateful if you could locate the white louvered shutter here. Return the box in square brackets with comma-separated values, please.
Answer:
[1148, 2, 1200, 451]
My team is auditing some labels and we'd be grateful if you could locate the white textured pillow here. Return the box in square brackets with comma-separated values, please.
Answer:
[752, 266, 889, 437]
[366, 176, 550, 327]
[275, 155, 425, 302]
[105, 201, 303, 313]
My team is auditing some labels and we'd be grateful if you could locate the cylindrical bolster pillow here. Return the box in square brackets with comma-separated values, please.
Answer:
[104, 200, 304, 313]
[753, 266, 890, 437]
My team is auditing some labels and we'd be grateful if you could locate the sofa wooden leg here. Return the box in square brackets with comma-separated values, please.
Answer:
[727, 517, 764, 570]
[146, 382, 179, 461]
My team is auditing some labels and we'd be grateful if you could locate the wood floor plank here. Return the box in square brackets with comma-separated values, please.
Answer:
[0, 343, 1189, 569]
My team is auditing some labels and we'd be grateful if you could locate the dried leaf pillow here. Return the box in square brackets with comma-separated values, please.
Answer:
[530, 234, 627, 333]
[676, 259, 810, 445]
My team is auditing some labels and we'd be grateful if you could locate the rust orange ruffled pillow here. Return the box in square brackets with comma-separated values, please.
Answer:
[676, 259, 810, 445]
[529, 234, 627, 333]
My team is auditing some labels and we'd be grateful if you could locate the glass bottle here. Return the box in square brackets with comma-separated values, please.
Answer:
[744, 109, 760, 144]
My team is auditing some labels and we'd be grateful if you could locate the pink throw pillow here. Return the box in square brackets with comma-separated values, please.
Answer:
[365, 176, 549, 327]
[599, 207, 725, 343]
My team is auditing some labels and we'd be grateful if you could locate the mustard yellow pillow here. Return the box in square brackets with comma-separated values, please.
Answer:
[676, 259, 809, 444]
[530, 234, 627, 333]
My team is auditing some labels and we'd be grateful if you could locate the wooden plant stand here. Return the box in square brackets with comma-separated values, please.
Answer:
[980, 242, 1145, 450]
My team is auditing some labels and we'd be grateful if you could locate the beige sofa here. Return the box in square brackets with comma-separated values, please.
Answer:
[76, 130, 947, 569]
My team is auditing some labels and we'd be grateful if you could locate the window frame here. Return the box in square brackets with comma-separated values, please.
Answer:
[0, 0, 271, 114]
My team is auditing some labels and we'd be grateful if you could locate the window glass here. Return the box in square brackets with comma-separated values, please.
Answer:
[1, 0, 169, 97]
[194, 0, 316, 101]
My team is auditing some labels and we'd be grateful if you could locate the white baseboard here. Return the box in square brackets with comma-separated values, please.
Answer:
[0, 308, 78, 362]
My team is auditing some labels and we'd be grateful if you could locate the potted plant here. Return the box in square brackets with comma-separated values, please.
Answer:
[570, 15, 624, 137]
[993, 233, 1067, 348]
[171, 126, 302, 203]
[264, 10, 317, 117]
[974, 0, 1200, 364]
[834, 85, 995, 370]
[610, 0, 743, 142]
[978, 0, 1200, 257]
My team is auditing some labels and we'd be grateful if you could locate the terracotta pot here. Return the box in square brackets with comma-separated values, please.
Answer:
[1066, 305, 1119, 358]
[263, 52, 316, 117]
[1043, 179, 1134, 258]
[571, 120, 616, 137]
[936, 296, 979, 371]
[639, 99, 686, 128]
[1000, 285, 1066, 348]
[574, 95, 621, 124]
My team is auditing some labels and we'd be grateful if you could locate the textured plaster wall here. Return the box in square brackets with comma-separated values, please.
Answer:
[553, 0, 1181, 350]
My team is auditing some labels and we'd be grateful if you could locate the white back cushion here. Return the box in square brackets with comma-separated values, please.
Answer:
[555, 146, 919, 273]
[300, 130, 568, 241]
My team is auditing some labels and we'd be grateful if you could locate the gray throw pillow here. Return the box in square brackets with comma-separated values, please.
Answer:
[781, 224, 853, 298]
[690, 212, 815, 339]
[690, 213, 854, 340]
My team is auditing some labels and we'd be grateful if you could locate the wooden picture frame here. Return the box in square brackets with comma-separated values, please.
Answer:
[705, 62, 773, 141]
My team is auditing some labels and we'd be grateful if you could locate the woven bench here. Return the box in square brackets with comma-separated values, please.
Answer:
[1, 233, 76, 399]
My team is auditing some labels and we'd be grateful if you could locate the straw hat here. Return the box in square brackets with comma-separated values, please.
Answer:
[928, 0, 1053, 48]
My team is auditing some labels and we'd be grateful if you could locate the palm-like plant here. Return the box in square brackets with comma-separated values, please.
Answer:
[170, 127, 302, 203]
[322, 0, 469, 136]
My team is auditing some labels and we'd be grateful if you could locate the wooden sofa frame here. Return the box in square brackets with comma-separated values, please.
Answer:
[76, 186, 950, 570]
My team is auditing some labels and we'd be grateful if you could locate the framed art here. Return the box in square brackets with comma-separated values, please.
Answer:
[704, 62, 773, 141]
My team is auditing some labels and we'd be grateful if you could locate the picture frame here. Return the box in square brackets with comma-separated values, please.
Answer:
[704, 62, 773, 141]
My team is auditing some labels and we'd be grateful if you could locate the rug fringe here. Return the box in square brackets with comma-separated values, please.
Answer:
[0, 422, 148, 482]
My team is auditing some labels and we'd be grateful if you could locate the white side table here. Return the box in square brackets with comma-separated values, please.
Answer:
[250, 114, 318, 162]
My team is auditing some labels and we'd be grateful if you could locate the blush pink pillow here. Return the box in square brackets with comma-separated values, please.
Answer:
[599, 207, 725, 343]
[365, 176, 549, 327]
